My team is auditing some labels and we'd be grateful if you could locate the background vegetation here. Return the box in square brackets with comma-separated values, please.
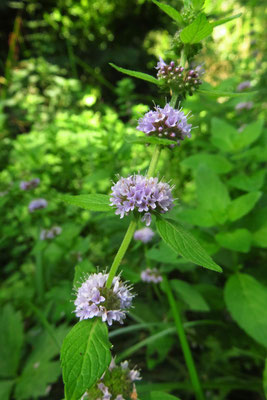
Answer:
[0, 0, 267, 399]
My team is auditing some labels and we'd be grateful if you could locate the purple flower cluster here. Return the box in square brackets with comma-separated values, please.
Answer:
[137, 103, 192, 147]
[134, 227, 154, 243]
[110, 175, 174, 226]
[82, 358, 141, 400]
[20, 178, 40, 191]
[156, 58, 203, 95]
[141, 268, 163, 284]
[237, 80, 251, 92]
[235, 101, 253, 111]
[28, 198, 47, 212]
[40, 226, 62, 240]
[74, 272, 133, 326]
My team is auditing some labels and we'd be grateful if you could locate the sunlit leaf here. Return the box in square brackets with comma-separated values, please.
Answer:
[109, 63, 159, 85]
[180, 13, 212, 43]
[152, 1, 183, 24]
[61, 194, 111, 212]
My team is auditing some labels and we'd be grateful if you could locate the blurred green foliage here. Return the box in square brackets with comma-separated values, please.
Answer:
[0, 0, 267, 399]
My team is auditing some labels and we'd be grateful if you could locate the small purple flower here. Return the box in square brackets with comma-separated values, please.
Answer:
[134, 227, 154, 243]
[20, 178, 40, 191]
[110, 175, 174, 226]
[141, 268, 163, 284]
[235, 101, 253, 111]
[40, 226, 62, 240]
[137, 104, 192, 146]
[237, 81, 251, 92]
[28, 198, 47, 212]
[74, 272, 134, 326]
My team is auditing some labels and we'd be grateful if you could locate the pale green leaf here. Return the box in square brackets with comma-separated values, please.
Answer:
[15, 361, 61, 400]
[156, 217, 222, 272]
[61, 194, 111, 212]
[152, 0, 183, 24]
[109, 63, 159, 85]
[192, 0, 205, 10]
[0, 305, 24, 378]
[224, 274, 267, 348]
[182, 153, 233, 174]
[215, 229, 252, 253]
[196, 165, 230, 224]
[211, 13, 242, 28]
[180, 13, 213, 44]
[171, 279, 210, 311]
[228, 192, 262, 222]
[61, 319, 112, 400]
[229, 170, 266, 192]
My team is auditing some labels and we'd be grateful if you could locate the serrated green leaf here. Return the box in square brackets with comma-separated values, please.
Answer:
[152, 0, 183, 24]
[0, 305, 24, 378]
[109, 63, 159, 85]
[224, 274, 267, 348]
[215, 229, 251, 253]
[171, 279, 210, 311]
[211, 13, 242, 28]
[61, 319, 112, 400]
[61, 194, 111, 212]
[229, 170, 266, 192]
[126, 135, 177, 146]
[156, 217, 222, 272]
[151, 391, 181, 400]
[182, 153, 233, 174]
[180, 13, 212, 44]
[198, 88, 256, 97]
[228, 192, 261, 222]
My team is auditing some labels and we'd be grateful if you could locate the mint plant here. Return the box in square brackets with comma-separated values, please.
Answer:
[59, 1, 247, 399]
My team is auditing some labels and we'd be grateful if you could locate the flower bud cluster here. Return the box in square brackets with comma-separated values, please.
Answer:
[40, 226, 62, 240]
[156, 58, 203, 96]
[141, 268, 163, 284]
[20, 178, 40, 191]
[74, 272, 134, 326]
[137, 103, 192, 148]
[110, 174, 174, 226]
[82, 359, 141, 400]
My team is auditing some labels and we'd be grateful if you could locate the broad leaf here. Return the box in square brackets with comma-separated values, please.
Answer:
[61, 194, 111, 212]
[176, 208, 215, 227]
[0, 305, 24, 378]
[253, 224, 267, 248]
[61, 319, 112, 400]
[15, 361, 61, 400]
[152, 0, 183, 24]
[229, 170, 266, 192]
[233, 119, 264, 150]
[211, 13, 242, 28]
[182, 153, 233, 174]
[171, 279, 210, 311]
[224, 274, 267, 348]
[196, 165, 230, 224]
[215, 229, 251, 253]
[228, 192, 261, 222]
[109, 63, 159, 85]
[0, 380, 14, 400]
[180, 13, 213, 44]
[156, 217, 222, 272]
[211, 117, 236, 152]
[151, 391, 181, 400]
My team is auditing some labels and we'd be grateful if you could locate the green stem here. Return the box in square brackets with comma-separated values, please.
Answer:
[163, 275, 205, 400]
[180, 47, 187, 68]
[170, 92, 179, 108]
[147, 144, 161, 177]
[106, 219, 137, 288]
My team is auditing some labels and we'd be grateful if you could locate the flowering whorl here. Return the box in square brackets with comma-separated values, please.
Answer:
[137, 103, 192, 147]
[110, 174, 174, 226]
[74, 272, 133, 326]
